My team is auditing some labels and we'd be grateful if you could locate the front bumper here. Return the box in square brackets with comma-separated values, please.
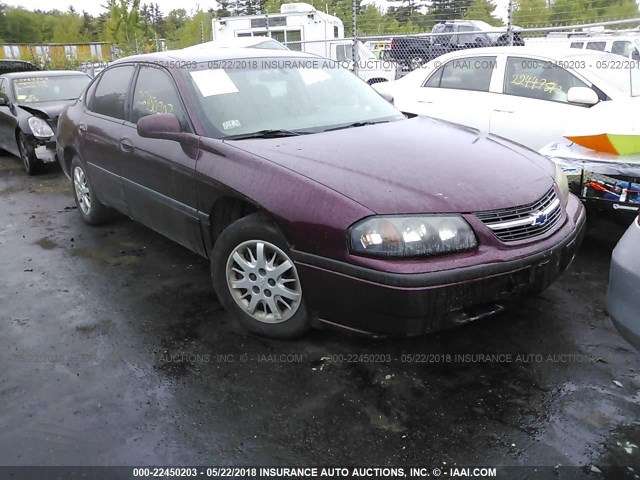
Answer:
[607, 218, 640, 350]
[32, 137, 57, 164]
[293, 202, 587, 337]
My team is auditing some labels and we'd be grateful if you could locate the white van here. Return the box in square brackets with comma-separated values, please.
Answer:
[526, 33, 640, 60]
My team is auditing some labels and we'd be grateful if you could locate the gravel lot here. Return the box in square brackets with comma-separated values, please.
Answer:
[0, 153, 638, 477]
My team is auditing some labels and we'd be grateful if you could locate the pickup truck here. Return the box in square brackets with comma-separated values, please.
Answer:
[389, 20, 524, 71]
[330, 40, 396, 84]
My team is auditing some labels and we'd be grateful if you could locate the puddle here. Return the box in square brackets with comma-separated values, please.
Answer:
[72, 248, 140, 266]
[75, 319, 114, 335]
[36, 238, 58, 250]
[0, 183, 23, 196]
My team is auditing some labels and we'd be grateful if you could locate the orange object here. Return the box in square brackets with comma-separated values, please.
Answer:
[565, 134, 618, 155]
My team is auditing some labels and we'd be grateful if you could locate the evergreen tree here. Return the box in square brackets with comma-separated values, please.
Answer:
[462, 0, 503, 25]
[549, 0, 588, 25]
[512, 0, 549, 27]
[430, 0, 471, 22]
[151, 3, 165, 37]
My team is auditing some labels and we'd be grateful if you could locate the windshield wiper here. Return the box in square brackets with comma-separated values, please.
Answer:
[225, 129, 308, 140]
[324, 121, 389, 132]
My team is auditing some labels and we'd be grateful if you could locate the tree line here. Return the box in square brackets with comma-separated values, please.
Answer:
[0, 0, 638, 57]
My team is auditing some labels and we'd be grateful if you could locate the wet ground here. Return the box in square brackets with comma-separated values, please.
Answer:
[0, 153, 639, 477]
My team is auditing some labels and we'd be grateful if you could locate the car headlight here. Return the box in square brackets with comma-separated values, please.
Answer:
[28, 116, 54, 138]
[555, 162, 570, 201]
[349, 215, 478, 258]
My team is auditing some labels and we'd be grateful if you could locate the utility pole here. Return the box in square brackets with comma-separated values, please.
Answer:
[507, 0, 514, 46]
[352, 0, 358, 76]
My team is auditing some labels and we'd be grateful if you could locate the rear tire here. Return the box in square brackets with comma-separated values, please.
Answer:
[211, 213, 311, 339]
[70, 157, 114, 225]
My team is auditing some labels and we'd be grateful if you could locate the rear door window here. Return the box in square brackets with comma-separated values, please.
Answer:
[428, 56, 496, 92]
[90, 65, 135, 120]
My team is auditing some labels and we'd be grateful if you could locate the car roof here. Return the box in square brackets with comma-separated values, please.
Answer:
[183, 37, 281, 49]
[2, 70, 90, 79]
[0, 60, 38, 75]
[432, 45, 619, 59]
[112, 47, 317, 65]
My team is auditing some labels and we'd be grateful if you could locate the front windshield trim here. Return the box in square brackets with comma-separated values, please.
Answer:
[11, 75, 90, 104]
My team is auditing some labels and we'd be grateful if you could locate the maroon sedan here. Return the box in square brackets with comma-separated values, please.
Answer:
[56, 49, 586, 339]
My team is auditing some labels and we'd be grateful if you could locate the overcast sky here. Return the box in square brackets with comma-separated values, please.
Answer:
[1, 0, 218, 16]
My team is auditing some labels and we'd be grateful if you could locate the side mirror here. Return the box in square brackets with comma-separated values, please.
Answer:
[137, 113, 185, 141]
[0, 97, 6, 106]
[567, 87, 599, 106]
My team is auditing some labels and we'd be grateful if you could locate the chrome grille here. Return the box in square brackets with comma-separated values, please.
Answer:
[475, 188, 562, 242]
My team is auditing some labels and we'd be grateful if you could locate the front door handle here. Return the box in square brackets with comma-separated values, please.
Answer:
[78, 124, 87, 135]
[119, 137, 133, 152]
[493, 108, 514, 113]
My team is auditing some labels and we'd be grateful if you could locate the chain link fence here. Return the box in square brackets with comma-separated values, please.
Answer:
[283, 18, 640, 80]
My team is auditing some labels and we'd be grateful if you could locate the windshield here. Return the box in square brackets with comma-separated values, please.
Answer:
[182, 59, 404, 138]
[12, 75, 90, 103]
[571, 52, 640, 97]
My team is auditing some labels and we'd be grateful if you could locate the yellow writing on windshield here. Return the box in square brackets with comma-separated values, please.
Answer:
[137, 90, 174, 114]
[14, 78, 48, 87]
[510, 74, 561, 94]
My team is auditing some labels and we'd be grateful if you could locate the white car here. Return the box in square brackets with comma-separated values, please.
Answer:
[183, 37, 289, 51]
[607, 213, 640, 350]
[373, 46, 640, 151]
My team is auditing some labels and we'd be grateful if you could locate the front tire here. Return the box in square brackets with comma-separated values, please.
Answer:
[70, 157, 114, 225]
[211, 213, 311, 339]
[17, 131, 39, 176]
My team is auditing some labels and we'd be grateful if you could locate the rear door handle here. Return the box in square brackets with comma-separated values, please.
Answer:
[119, 137, 133, 152]
[78, 124, 87, 135]
[493, 108, 514, 113]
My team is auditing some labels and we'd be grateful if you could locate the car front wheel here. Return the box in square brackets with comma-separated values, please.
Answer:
[211, 213, 311, 339]
[70, 157, 114, 225]
[17, 131, 39, 176]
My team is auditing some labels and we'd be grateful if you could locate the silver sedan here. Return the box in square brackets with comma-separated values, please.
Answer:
[607, 214, 640, 349]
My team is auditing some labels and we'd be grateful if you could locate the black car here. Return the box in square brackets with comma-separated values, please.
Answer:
[0, 59, 38, 75]
[0, 70, 91, 175]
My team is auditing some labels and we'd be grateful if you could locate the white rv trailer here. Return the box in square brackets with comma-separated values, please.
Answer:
[211, 3, 396, 84]
[212, 3, 344, 56]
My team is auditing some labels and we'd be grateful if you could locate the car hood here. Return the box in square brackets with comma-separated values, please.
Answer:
[226, 117, 555, 214]
[18, 100, 73, 120]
